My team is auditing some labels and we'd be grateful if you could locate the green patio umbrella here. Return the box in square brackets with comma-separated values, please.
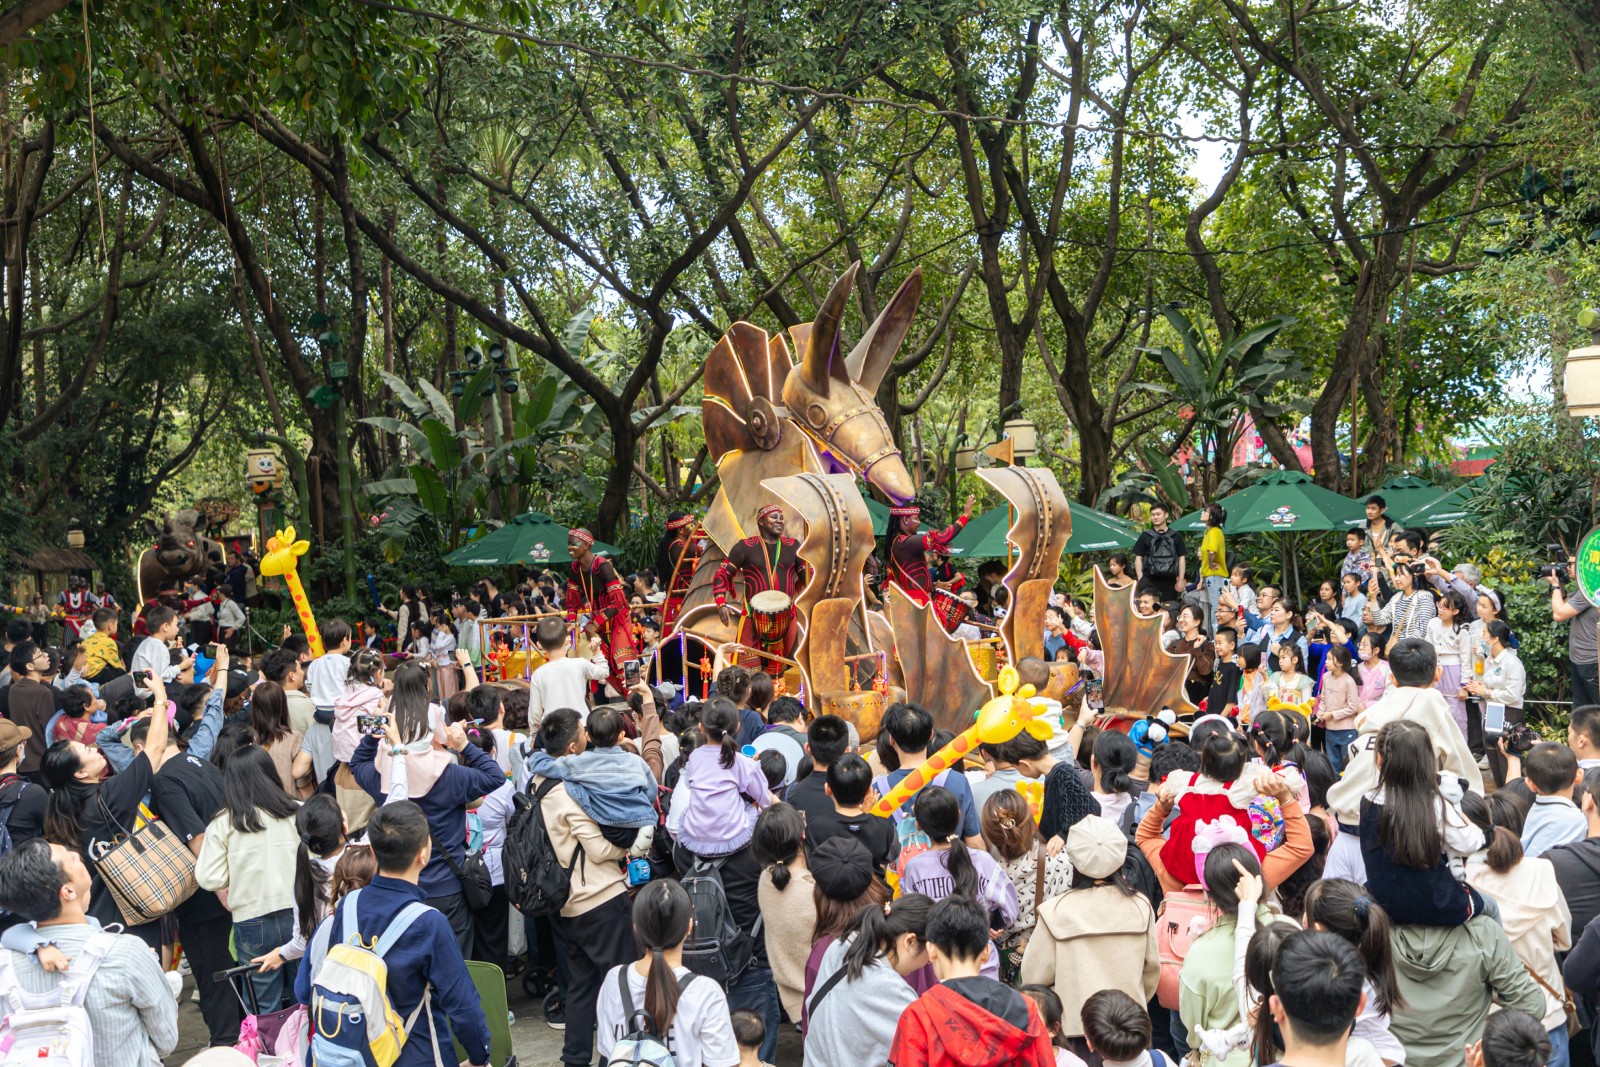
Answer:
[945, 502, 1140, 559]
[1401, 484, 1474, 529]
[1170, 471, 1364, 602]
[443, 511, 620, 567]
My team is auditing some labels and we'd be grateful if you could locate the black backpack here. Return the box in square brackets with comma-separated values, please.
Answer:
[504, 778, 582, 917]
[1147, 530, 1180, 576]
[0, 777, 26, 860]
[679, 856, 759, 987]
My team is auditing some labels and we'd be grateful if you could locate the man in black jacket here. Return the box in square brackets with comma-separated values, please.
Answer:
[1549, 766, 1600, 943]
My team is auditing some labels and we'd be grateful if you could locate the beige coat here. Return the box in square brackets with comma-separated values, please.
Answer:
[537, 779, 629, 917]
[1020, 883, 1161, 1037]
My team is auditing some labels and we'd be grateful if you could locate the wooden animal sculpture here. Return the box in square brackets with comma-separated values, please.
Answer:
[135, 509, 225, 605]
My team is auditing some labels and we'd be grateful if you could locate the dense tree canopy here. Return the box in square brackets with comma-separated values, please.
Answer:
[1, 0, 1595, 582]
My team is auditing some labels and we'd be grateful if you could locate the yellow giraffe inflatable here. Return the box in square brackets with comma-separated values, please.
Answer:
[259, 526, 324, 658]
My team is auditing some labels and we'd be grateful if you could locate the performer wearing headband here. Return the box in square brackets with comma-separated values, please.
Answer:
[564, 527, 637, 693]
[714, 504, 808, 672]
[887, 495, 976, 606]
[657, 510, 702, 628]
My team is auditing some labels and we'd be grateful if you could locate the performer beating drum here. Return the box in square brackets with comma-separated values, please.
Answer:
[886, 495, 976, 607]
[564, 527, 638, 694]
[714, 504, 808, 675]
[657, 511, 702, 628]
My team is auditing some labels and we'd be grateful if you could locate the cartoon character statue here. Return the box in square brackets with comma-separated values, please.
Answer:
[259, 526, 324, 657]
[868, 665, 1053, 819]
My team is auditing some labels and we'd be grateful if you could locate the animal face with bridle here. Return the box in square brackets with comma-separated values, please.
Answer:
[700, 263, 922, 551]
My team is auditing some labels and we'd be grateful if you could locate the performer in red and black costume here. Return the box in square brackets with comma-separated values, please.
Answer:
[656, 510, 702, 629]
[57, 576, 96, 640]
[564, 527, 638, 694]
[886, 494, 976, 606]
[714, 504, 808, 671]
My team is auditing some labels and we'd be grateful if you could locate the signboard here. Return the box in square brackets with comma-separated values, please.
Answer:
[1577, 527, 1600, 604]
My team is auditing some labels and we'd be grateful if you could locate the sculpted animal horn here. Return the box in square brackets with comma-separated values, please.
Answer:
[847, 267, 923, 394]
[798, 263, 859, 394]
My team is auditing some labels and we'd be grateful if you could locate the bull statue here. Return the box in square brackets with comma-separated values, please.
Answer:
[136, 509, 225, 604]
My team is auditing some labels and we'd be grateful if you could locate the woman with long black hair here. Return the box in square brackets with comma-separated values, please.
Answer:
[41, 673, 172, 948]
[196, 744, 302, 1011]
[594, 879, 739, 1067]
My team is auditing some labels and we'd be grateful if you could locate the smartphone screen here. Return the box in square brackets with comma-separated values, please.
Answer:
[1484, 701, 1507, 736]
[624, 659, 641, 684]
[205, 643, 219, 660]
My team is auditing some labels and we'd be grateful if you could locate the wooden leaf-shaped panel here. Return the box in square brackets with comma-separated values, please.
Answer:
[886, 585, 995, 737]
[977, 465, 1071, 660]
[703, 322, 787, 462]
[1092, 567, 1196, 716]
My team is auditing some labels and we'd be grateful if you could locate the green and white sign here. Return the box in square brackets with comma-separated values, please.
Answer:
[1577, 527, 1600, 604]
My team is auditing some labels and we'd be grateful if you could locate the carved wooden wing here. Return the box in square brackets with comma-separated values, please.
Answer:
[976, 465, 1072, 660]
[1092, 567, 1196, 716]
[886, 586, 995, 737]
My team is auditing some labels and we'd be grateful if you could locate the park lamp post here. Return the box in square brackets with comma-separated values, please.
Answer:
[1565, 308, 1600, 418]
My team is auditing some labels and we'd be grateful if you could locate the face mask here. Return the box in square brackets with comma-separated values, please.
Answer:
[1359, 648, 1374, 662]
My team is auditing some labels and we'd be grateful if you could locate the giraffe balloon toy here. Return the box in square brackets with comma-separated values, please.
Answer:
[259, 526, 324, 658]
[869, 665, 1053, 819]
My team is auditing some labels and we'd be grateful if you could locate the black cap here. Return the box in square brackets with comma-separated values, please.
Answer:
[808, 836, 875, 901]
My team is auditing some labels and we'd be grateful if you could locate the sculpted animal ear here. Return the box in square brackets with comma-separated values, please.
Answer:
[142, 517, 163, 541]
[846, 267, 922, 394]
[797, 263, 859, 394]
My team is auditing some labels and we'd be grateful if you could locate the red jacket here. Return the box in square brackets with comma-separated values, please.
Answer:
[889, 979, 1056, 1067]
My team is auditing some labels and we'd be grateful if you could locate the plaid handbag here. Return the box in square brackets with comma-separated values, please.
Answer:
[90, 796, 197, 925]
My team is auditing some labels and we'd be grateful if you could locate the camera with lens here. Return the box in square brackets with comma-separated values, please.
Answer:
[1538, 543, 1570, 584]
[1405, 561, 1427, 578]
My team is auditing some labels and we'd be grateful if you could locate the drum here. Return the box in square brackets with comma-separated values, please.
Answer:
[932, 589, 970, 633]
[747, 590, 794, 647]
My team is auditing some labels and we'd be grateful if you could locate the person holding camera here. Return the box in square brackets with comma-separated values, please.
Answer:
[1370, 557, 1437, 645]
[1467, 620, 1527, 788]
[1547, 563, 1600, 709]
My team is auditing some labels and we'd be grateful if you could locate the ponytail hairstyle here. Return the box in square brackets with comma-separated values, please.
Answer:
[632, 879, 696, 1036]
[841, 892, 933, 980]
[1092, 729, 1138, 796]
[1250, 709, 1308, 770]
[535, 707, 584, 756]
[913, 786, 977, 898]
[1374, 720, 1444, 868]
[294, 795, 345, 942]
[753, 803, 805, 891]
[389, 661, 435, 743]
[347, 648, 385, 688]
[1471, 789, 1529, 874]
[700, 697, 741, 769]
[331, 844, 377, 903]
[1197, 728, 1249, 784]
[1302, 878, 1403, 1015]
[41, 741, 94, 846]
[1244, 921, 1296, 1065]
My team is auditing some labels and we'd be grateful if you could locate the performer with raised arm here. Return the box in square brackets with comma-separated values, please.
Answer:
[564, 527, 637, 694]
[657, 510, 702, 628]
[714, 504, 808, 675]
[887, 495, 976, 606]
